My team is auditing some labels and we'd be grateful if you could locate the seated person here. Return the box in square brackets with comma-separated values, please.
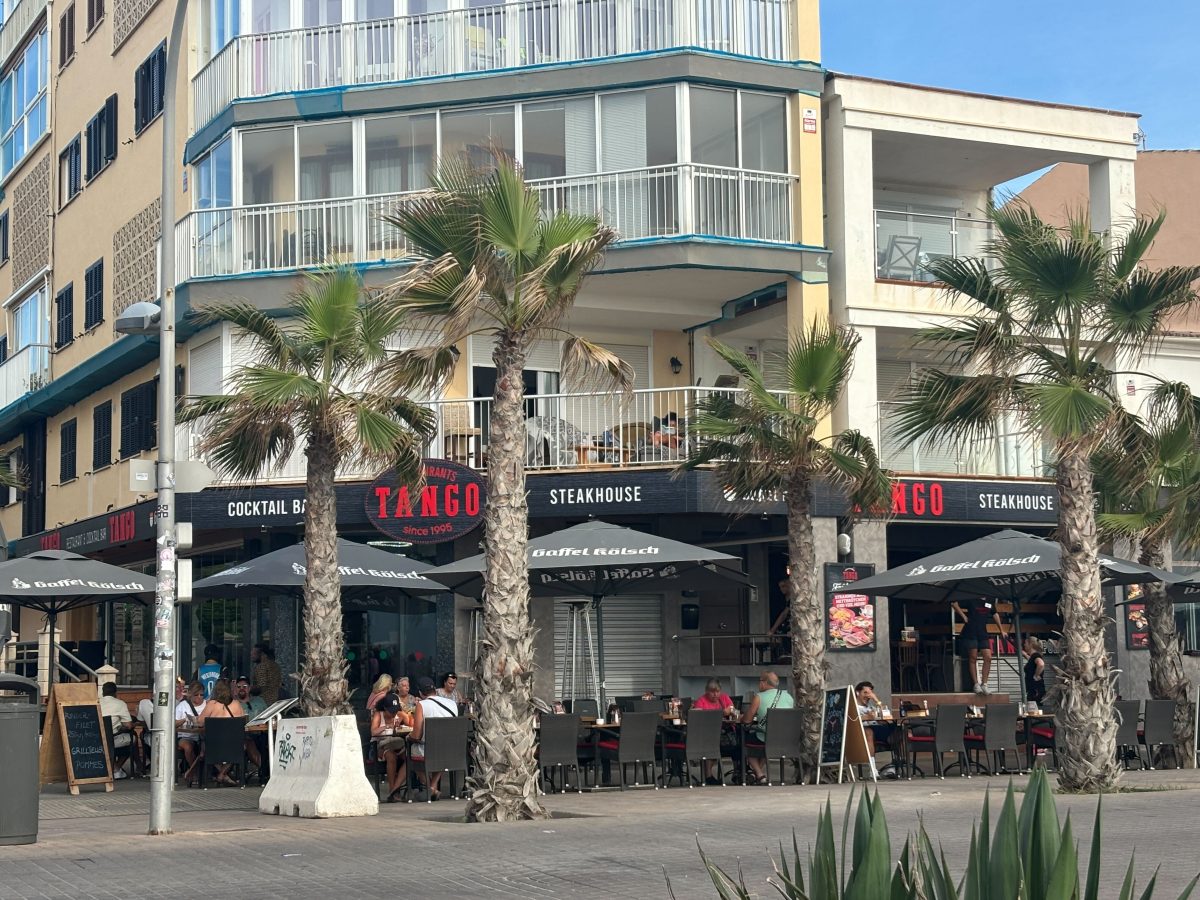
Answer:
[741, 671, 796, 785]
[235, 676, 267, 718]
[691, 678, 736, 785]
[640, 690, 657, 701]
[175, 681, 207, 786]
[395, 676, 417, 713]
[371, 693, 411, 802]
[365, 673, 394, 717]
[198, 679, 261, 785]
[650, 412, 681, 450]
[136, 695, 155, 773]
[98, 682, 133, 779]
[855, 681, 883, 720]
[408, 676, 458, 800]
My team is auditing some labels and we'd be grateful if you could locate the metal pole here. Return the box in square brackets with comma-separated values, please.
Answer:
[593, 595, 605, 712]
[149, 0, 188, 836]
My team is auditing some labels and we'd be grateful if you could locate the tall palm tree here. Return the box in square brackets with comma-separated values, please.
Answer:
[179, 268, 433, 716]
[382, 158, 631, 822]
[1096, 388, 1200, 766]
[678, 323, 891, 772]
[893, 204, 1200, 792]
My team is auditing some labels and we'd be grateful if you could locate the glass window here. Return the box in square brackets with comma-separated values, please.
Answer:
[356, 0, 392, 18]
[1, 28, 49, 180]
[203, 0, 240, 61]
[740, 91, 786, 173]
[298, 121, 353, 199]
[11, 286, 46, 351]
[599, 87, 675, 171]
[241, 127, 294, 204]
[690, 87, 736, 167]
[364, 113, 435, 194]
[440, 105, 515, 169]
[195, 136, 232, 209]
[521, 97, 595, 180]
[248, 0, 289, 33]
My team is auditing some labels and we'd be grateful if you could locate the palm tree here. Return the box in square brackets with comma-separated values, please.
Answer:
[1095, 388, 1200, 766]
[382, 158, 631, 822]
[179, 268, 433, 716]
[678, 323, 891, 773]
[893, 204, 1200, 792]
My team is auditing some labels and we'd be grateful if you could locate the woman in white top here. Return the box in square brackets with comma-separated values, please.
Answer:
[407, 676, 457, 800]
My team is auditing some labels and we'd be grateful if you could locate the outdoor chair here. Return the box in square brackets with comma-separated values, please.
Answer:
[595, 712, 659, 790]
[896, 641, 921, 691]
[632, 699, 666, 714]
[565, 698, 599, 718]
[963, 704, 1020, 774]
[1115, 700, 1143, 770]
[358, 720, 388, 798]
[880, 234, 923, 280]
[1142, 699, 1182, 769]
[614, 696, 639, 713]
[201, 718, 248, 788]
[407, 716, 471, 802]
[102, 715, 133, 778]
[745, 706, 804, 786]
[1027, 718, 1061, 770]
[537, 714, 585, 794]
[661, 709, 723, 788]
[907, 704, 970, 779]
[441, 401, 481, 466]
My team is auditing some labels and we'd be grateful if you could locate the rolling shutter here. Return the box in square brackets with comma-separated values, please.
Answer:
[189, 338, 222, 395]
[553, 596, 663, 700]
[468, 335, 561, 372]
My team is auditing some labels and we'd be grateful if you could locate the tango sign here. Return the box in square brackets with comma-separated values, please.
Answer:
[366, 459, 486, 544]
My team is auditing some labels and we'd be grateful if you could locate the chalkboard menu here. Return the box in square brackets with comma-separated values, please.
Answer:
[819, 686, 850, 767]
[61, 704, 111, 783]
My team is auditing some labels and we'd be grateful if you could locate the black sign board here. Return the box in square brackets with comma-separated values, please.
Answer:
[824, 563, 876, 652]
[366, 459, 486, 544]
[818, 686, 850, 767]
[60, 701, 113, 789]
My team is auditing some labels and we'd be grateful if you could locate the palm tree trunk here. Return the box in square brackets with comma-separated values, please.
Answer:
[299, 430, 350, 716]
[1140, 538, 1194, 768]
[465, 331, 546, 822]
[786, 473, 824, 776]
[1054, 439, 1120, 791]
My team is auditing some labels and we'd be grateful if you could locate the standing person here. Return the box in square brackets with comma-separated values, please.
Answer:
[409, 676, 458, 800]
[952, 598, 1008, 694]
[741, 671, 796, 785]
[197, 645, 222, 699]
[1023, 635, 1047, 704]
[175, 681, 207, 787]
[251, 643, 283, 705]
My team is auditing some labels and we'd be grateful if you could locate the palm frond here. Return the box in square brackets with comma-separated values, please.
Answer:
[891, 370, 1015, 449]
[559, 336, 635, 394]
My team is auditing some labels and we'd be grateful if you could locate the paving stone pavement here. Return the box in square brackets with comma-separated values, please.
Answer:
[5, 770, 1200, 899]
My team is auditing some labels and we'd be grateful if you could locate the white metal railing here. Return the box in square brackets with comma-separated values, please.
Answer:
[179, 385, 757, 482]
[874, 209, 993, 282]
[0, 343, 50, 408]
[176, 164, 796, 280]
[193, 0, 792, 128]
[877, 401, 1050, 478]
[0, 0, 47, 70]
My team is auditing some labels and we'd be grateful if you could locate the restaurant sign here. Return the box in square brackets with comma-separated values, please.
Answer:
[365, 459, 486, 544]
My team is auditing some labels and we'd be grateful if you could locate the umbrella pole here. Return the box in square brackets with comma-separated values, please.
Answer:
[593, 596, 606, 712]
[47, 610, 57, 694]
[1013, 604, 1026, 705]
[583, 605, 598, 712]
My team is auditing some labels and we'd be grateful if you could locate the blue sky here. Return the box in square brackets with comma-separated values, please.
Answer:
[822, 2, 1200, 152]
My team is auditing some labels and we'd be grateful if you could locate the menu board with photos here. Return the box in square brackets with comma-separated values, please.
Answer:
[825, 563, 876, 651]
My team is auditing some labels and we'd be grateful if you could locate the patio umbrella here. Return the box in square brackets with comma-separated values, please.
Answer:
[0, 550, 154, 690]
[192, 538, 446, 604]
[425, 520, 753, 708]
[837, 530, 1181, 701]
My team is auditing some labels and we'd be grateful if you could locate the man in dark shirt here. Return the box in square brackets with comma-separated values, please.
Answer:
[951, 598, 1007, 694]
[251, 643, 283, 705]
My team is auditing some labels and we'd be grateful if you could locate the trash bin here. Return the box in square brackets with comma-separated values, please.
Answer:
[0, 673, 40, 845]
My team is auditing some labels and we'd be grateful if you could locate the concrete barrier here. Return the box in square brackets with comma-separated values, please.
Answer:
[259, 714, 378, 818]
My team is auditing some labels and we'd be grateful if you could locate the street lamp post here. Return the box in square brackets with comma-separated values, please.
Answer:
[113, 0, 189, 835]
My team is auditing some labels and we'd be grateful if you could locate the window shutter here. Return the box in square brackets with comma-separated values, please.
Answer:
[54, 284, 74, 348]
[0, 336, 9, 364]
[0, 213, 9, 263]
[104, 94, 118, 162]
[93, 401, 112, 469]
[60, 419, 77, 482]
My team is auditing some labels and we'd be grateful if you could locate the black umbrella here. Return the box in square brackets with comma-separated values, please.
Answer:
[0, 550, 154, 690]
[837, 530, 1180, 701]
[426, 520, 752, 708]
[192, 538, 446, 604]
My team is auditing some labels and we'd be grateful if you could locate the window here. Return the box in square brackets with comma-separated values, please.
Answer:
[92, 400, 112, 469]
[134, 43, 165, 134]
[1, 28, 50, 180]
[298, 121, 353, 200]
[85, 94, 117, 181]
[599, 88, 676, 170]
[240, 127, 294, 204]
[119, 379, 156, 458]
[59, 418, 77, 482]
[364, 114, 435, 194]
[690, 87, 737, 167]
[521, 99, 595, 180]
[11, 286, 46, 351]
[202, 0, 240, 62]
[0, 453, 14, 507]
[58, 4, 75, 67]
[84, 259, 103, 328]
[58, 134, 81, 206]
[193, 136, 232, 209]
[54, 283, 73, 348]
[740, 92, 787, 173]
[440, 105, 515, 170]
[0, 335, 7, 363]
[86, 0, 104, 32]
[0, 212, 8, 265]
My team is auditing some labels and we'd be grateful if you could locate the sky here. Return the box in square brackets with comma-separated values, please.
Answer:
[822, 1, 1200, 156]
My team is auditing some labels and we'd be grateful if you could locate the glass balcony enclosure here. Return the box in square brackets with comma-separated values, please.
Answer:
[874, 206, 992, 282]
[192, 0, 795, 128]
[179, 83, 795, 279]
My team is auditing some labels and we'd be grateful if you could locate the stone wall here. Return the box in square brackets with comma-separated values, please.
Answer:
[112, 197, 160, 316]
[11, 154, 50, 289]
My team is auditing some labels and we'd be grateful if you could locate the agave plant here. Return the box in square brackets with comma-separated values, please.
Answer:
[679, 770, 1198, 900]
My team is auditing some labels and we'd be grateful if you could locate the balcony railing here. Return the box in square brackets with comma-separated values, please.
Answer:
[179, 385, 753, 483]
[193, 0, 793, 128]
[877, 401, 1050, 478]
[175, 164, 797, 280]
[0, 343, 50, 410]
[874, 209, 993, 282]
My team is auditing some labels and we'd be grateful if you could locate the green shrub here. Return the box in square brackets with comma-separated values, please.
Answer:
[672, 770, 1198, 900]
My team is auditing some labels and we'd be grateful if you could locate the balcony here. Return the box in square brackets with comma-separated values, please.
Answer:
[192, 0, 793, 129]
[0, 343, 50, 410]
[176, 164, 797, 281]
[0, 0, 47, 69]
[874, 209, 992, 282]
[877, 401, 1049, 478]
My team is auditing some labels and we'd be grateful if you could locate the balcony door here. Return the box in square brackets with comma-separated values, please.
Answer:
[598, 87, 677, 239]
[301, 0, 348, 88]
